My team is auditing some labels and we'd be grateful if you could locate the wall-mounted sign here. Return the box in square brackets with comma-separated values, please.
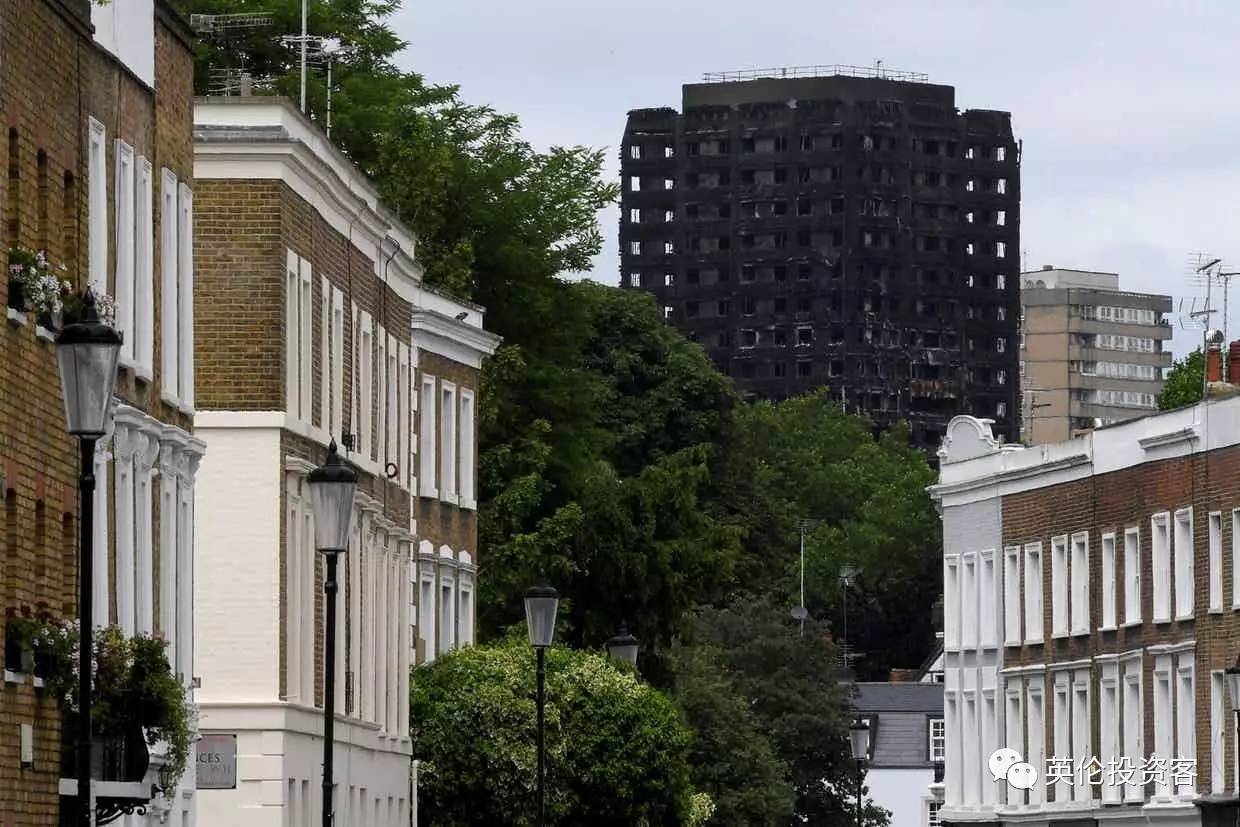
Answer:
[196, 733, 237, 790]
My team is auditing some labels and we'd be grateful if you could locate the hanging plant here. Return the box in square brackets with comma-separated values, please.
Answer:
[36, 623, 193, 794]
[8, 247, 70, 314]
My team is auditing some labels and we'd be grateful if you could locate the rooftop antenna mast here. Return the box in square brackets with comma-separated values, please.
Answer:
[190, 12, 274, 95]
[277, 36, 360, 138]
[1191, 254, 1223, 389]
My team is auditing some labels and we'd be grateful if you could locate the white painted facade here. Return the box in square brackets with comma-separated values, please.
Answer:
[91, 0, 155, 88]
[192, 99, 496, 826]
[869, 768, 936, 826]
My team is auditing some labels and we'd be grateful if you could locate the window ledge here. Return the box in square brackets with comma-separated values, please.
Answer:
[1025, 638, 1044, 646]
[1070, 628, 1090, 637]
[161, 392, 181, 408]
[134, 365, 154, 383]
[6, 308, 27, 327]
[1174, 614, 1194, 622]
[1003, 639, 1021, 648]
[1052, 632, 1070, 639]
[1153, 617, 1172, 625]
[419, 489, 439, 501]
[3, 669, 26, 685]
[1208, 608, 1224, 615]
[1097, 625, 1118, 633]
[460, 499, 478, 512]
[35, 324, 55, 342]
[1122, 619, 1142, 628]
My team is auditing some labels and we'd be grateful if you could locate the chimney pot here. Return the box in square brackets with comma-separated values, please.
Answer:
[1208, 342, 1224, 383]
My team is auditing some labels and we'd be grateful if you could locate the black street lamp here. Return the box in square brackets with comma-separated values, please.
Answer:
[307, 440, 357, 827]
[1225, 656, 1240, 797]
[54, 289, 122, 825]
[605, 622, 639, 667]
[524, 583, 558, 827]
[848, 718, 871, 827]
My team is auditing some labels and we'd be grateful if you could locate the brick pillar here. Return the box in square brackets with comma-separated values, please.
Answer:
[1228, 342, 1240, 384]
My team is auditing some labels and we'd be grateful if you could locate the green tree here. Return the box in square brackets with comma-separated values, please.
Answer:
[689, 596, 890, 826]
[478, 283, 741, 653]
[410, 641, 698, 826]
[712, 391, 940, 679]
[668, 642, 794, 826]
[1158, 348, 1203, 410]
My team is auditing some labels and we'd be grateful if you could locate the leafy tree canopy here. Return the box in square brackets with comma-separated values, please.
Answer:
[410, 641, 700, 826]
[685, 596, 890, 826]
[1158, 348, 1203, 410]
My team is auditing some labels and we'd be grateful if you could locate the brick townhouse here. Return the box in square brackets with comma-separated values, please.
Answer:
[932, 394, 1240, 826]
[191, 96, 498, 826]
[0, 1, 204, 825]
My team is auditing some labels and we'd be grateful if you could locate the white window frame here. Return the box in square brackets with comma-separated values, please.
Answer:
[88, 118, 107, 295]
[1070, 532, 1089, 635]
[1100, 532, 1116, 630]
[1052, 672, 1071, 802]
[331, 288, 345, 437]
[376, 326, 388, 460]
[1211, 511, 1224, 612]
[1176, 653, 1195, 798]
[1071, 669, 1091, 802]
[928, 715, 945, 762]
[114, 140, 136, 364]
[1212, 669, 1226, 794]
[419, 375, 437, 498]
[440, 381, 458, 503]
[386, 333, 398, 466]
[285, 251, 300, 419]
[1153, 655, 1174, 798]
[944, 556, 960, 651]
[1174, 508, 1194, 620]
[1003, 546, 1021, 645]
[460, 388, 476, 509]
[320, 275, 331, 431]
[1099, 664, 1120, 803]
[134, 158, 154, 379]
[1024, 543, 1043, 644]
[176, 183, 194, 410]
[961, 552, 978, 649]
[1051, 535, 1069, 638]
[1026, 678, 1045, 806]
[1004, 684, 1024, 807]
[159, 169, 178, 405]
[1122, 657, 1143, 802]
[980, 550, 996, 648]
[397, 344, 410, 491]
[359, 312, 374, 459]
[1124, 527, 1141, 626]
[1152, 512, 1171, 623]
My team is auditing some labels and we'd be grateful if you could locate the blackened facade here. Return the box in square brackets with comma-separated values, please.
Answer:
[620, 69, 1021, 447]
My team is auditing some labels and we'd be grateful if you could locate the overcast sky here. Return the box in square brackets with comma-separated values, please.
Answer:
[390, 0, 1240, 357]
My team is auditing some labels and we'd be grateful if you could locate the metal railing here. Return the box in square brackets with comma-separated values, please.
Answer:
[701, 64, 929, 84]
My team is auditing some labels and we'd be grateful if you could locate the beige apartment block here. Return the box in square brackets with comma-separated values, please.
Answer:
[1020, 267, 1172, 445]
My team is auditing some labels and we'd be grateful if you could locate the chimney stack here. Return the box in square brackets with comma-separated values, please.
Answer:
[1208, 341, 1224, 383]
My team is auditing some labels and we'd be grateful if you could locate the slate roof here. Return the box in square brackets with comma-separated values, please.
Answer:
[854, 681, 944, 714]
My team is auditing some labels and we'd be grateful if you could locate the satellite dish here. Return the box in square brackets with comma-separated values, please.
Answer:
[791, 606, 809, 621]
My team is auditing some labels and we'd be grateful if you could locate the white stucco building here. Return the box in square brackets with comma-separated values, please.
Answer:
[190, 99, 496, 826]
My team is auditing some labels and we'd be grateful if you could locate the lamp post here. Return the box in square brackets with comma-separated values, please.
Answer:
[54, 289, 122, 825]
[306, 440, 358, 827]
[605, 622, 639, 667]
[1225, 656, 1240, 797]
[849, 718, 871, 827]
[524, 583, 559, 827]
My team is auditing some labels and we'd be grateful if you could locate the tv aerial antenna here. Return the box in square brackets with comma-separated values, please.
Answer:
[191, 12, 274, 96]
[277, 36, 361, 138]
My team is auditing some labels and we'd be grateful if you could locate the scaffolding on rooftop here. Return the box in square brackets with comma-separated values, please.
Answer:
[701, 64, 929, 84]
